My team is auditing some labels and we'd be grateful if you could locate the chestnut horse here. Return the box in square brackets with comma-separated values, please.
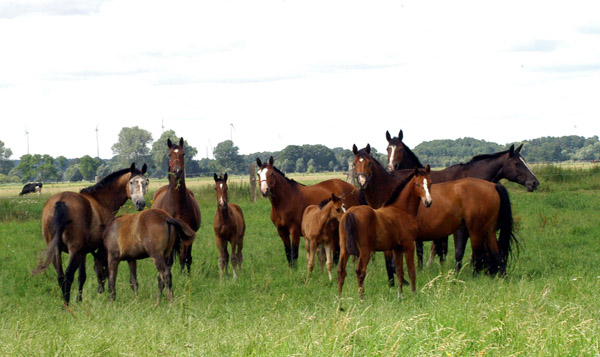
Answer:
[213, 173, 246, 280]
[386, 130, 537, 269]
[301, 193, 346, 281]
[32, 163, 148, 305]
[256, 156, 360, 268]
[352, 145, 517, 277]
[103, 209, 196, 303]
[338, 166, 433, 298]
[152, 138, 201, 273]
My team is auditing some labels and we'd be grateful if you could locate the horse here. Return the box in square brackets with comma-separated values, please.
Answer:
[352, 145, 517, 277]
[256, 156, 361, 268]
[152, 137, 201, 273]
[338, 166, 433, 298]
[385, 130, 538, 269]
[32, 163, 148, 305]
[213, 173, 246, 280]
[103, 209, 196, 304]
[301, 193, 346, 281]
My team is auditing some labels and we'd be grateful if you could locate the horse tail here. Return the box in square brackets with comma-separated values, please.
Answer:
[495, 183, 519, 263]
[343, 212, 360, 256]
[167, 218, 196, 243]
[32, 201, 71, 275]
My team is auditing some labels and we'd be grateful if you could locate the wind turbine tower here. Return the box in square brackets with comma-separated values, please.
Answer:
[25, 127, 29, 155]
[95, 124, 100, 158]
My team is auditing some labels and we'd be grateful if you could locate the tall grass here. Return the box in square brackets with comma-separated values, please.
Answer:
[0, 167, 599, 355]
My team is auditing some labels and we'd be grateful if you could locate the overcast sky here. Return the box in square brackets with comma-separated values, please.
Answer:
[1, 0, 599, 160]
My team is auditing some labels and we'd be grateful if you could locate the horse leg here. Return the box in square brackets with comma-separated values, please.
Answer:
[276, 227, 293, 267]
[404, 242, 417, 294]
[317, 244, 327, 272]
[290, 227, 301, 269]
[216, 236, 229, 280]
[108, 255, 119, 301]
[383, 250, 395, 287]
[426, 243, 436, 266]
[128, 260, 138, 295]
[93, 248, 107, 294]
[356, 250, 372, 299]
[180, 241, 192, 274]
[324, 242, 334, 281]
[306, 238, 318, 282]
[337, 249, 349, 296]
[63, 251, 82, 305]
[76, 253, 87, 302]
[393, 248, 405, 298]
[152, 255, 171, 304]
[231, 239, 240, 280]
[52, 249, 65, 295]
[484, 230, 504, 276]
[470, 233, 486, 275]
[453, 225, 470, 273]
[415, 240, 424, 268]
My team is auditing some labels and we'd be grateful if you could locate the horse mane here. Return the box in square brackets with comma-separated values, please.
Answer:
[461, 149, 510, 168]
[401, 144, 425, 169]
[383, 172, 415, 207]
[318, 197, 333, 209]
[263, 164, 305, 187]
[80, 167, 139, 195]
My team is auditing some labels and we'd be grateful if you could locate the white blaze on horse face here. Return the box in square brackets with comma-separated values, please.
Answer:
[388, 145, 396, 170]
[519, 157, 535, 177]
[218, 183, 225, 206]
[422, 178, 432, 206]
[258, 168, 269, 194]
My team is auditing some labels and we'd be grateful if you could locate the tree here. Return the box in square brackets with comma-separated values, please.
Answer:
[36, 155, 59, 182]
[111, 126, 153, 169]
[213, 140, 243, 174]
[14, 154, 40, 182]
[64, 164, 83, 182]
[79, 155, 100, 181]
[151, 130, 199, 177]
[295, 158, 305, 173]
[0, 140, 13, 175]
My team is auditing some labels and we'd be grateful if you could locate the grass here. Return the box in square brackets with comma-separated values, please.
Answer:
[1, 168, 599, 355]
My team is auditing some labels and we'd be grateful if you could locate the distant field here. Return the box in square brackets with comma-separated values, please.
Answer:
[0, 167, 599, 355]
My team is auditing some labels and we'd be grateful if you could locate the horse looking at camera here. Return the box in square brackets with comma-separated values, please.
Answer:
[213, 173, 246, 280]
[301, 193, 346, 281]
[338, 166, 433, 298]
[256, 156, 360, 268]
[32, 163, 148, 305]
[103, 208, 196, 304]
[152, 137, 201, 273]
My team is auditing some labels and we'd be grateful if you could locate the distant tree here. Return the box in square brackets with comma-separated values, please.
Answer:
[36, 154, 59, 182]
[306, 159, 316, 173]
[111, 126, 153, 169]
[0, 140, 13, 175]
[213, 140, 243, 174]
[14, 154, 40, 182]
[79, 155, 101, 181]
[151, 130, 199, 177]
[295, 157, 305, 173]
[64, 164, 83, 182]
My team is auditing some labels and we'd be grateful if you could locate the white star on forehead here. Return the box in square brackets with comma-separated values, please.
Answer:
[174, 149, 179, 153]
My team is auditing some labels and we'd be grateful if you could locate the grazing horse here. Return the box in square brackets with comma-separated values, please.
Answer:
[301, 193, 346, 281]
[338, 166, 433, 298]
[103, 209, 196, 303]
[213, 173, 246, 280]
[152, 137, 201, 273]
[32, 163, 148, 305]
[352, 145, 517, 277]
[256, 156, 360, 268]
[385, 130, 538, 269]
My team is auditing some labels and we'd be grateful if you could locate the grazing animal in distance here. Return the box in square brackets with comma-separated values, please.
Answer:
[20, 182, 43, 196]
[213, 173, 246, 280]
[32, 163, 148, 305]
[103, 209, 196, 304]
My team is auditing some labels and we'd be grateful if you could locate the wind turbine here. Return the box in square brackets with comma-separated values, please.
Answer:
[95, 124, 100, 158]
[230, 123, 235, 142]
[25, 126, 29, 155]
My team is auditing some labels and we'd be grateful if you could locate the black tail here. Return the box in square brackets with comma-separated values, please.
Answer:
[495, 183, 518, 264]
[32, 201, 71, 275]
[343, 212, 359, 256]
[166, 218, 196, 243]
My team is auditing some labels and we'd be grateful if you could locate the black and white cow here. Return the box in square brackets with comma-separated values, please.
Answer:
[19, 182, 43, 196]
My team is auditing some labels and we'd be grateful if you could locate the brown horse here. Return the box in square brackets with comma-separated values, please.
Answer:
[152, 137, 201, 273]
[338, 166, 433, 298]
[32, 163, 148, 305]
[256, 156, 360, 268]
[352, 145, 517, 277]
[213, 173, 246, 280]
[386, 130, 536, 269]
[103, 209, 196, 303]
[301, 193, 346, 281]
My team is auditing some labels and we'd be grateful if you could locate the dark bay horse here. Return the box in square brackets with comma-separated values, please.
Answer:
[152, 138, 201, 273]
[213, 173, 246, 280]
[301, 193, 346, 281]
[338, 166, 433, 298]
[352, 145, 517, 277]
[103, 209, 196, 304]
[386, 130, 538, 269]
[32, 163, 148, 305]
[256, 156, 361, 268]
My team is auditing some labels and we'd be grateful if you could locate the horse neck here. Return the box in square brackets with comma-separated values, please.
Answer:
[364, 164, 403, 208]
[461, 156, 505, 182]
[167, 171, 188, 195]
[83, 176, 129, 214]
[217, 203, 231, 220]
[268, 174, 300, 207]
[390, 179, 421, 216]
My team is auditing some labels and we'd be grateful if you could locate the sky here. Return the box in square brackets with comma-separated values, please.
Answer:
[1, 0, 599, 160]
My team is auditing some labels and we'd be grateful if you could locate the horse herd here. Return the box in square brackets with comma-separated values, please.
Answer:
[32, 131, 539, 304]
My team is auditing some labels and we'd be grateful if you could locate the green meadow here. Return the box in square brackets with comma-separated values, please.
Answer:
[1, 167, 599, 356]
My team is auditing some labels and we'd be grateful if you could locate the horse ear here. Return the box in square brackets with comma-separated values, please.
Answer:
[214, 173, 218, 181]
[130, 163, 136, 172]
[366, 144, 371, 154]
[425, 164, 430, 173]
[352, 144, 358, 155]
[224, 173, 228, 181]
[269, 156, 274, 166]
[179, 137, 184, 148]
[167, 138, 172, 148]
[509, 144, 515, 154]
[141, 163, 147, 174]
[516, 143, 523, 153]
[399, 130, 403, 140]
[386, 131, 391, 142]
[256, 158, 262, 167]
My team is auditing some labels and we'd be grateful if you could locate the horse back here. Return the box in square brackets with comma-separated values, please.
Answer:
[42, 192, 94, 250]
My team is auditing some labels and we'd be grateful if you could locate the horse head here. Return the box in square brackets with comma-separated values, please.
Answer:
[127, 163, 149, 211]
[256, 156, 277, 197]
[413, 165, 432, 207]
[214, 172, 229, 208]
[352, 144, 375, 189]
[167, 137, 186, 179]
[502, 144, 539, 192]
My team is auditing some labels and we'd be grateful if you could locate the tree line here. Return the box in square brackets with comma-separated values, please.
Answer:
[1, 127, 599, 184]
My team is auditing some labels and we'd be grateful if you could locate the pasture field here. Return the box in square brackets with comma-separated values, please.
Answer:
[1, 167, 599, 356]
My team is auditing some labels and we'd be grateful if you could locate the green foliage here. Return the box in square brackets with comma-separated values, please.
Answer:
[78, 155, 100, 181]
[213, 140, 244, 174]
[413, 137, 503, 167]
[63, 164, 83, 182]
[151, 130, 199, 178]
[0, 140, 13, 175]
[111, 126, 153, 169]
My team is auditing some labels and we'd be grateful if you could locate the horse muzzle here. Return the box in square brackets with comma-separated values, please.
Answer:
[132, 197, 146, 211]
[526, 179, 539, 192]
[422, 197, 432, 208]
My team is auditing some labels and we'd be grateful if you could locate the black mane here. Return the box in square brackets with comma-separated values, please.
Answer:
[401, 144, 425, 169]
[80, 167, 138, 195]
[383, 173, 415, 207]
[261, 164, 305, 187]
[461, 149, 510, 168]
